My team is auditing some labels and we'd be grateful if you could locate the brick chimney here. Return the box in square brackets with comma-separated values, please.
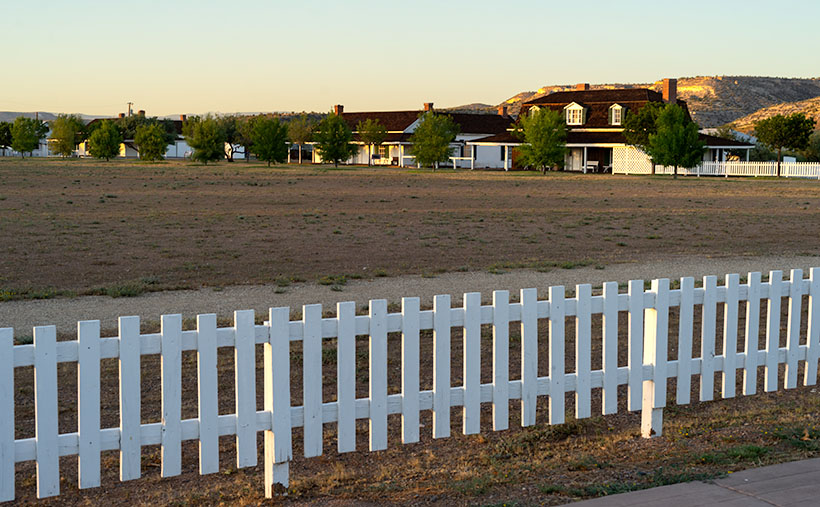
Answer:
[663, 78, 677, 103]
[333, 104, 344, 115]
[137, 110, 145, 117]
[576, 83, 590, 91]
[497, 105, 508, 117]
[118, 113, 125, 119]
[423, 102, 434, 112]
[180, 114, 187, 122]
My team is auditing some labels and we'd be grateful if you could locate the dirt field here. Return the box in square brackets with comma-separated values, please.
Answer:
[2, 158, 820, 296]
[5, 158, 820, 505]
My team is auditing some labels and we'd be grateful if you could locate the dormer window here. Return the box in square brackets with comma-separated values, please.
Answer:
[564, 102, 585, 125]
[609, 104, 624, 125]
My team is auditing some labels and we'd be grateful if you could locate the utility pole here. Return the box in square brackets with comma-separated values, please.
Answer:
[127, 102, 134, 117]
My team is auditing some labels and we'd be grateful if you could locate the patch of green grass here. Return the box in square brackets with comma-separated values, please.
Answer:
[771, 426, 820, 451]
[697, 445, 770, 464]
[318, 274, 347, 286]
[539, 468, 722, 499]
[452, 475, 492, 496]
[0, 287, 74, 302]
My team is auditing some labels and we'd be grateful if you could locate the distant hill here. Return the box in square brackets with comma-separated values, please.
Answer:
[0, 112, 101, 123]
[731, 96, 820, 133]
[501, 76, 820, 127]
[441, 103, 497, 114]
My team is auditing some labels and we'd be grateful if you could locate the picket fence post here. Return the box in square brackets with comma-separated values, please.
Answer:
[0, 328, 14, 502]
[265, 307, 291, 496]
[641, 279, 669, 438]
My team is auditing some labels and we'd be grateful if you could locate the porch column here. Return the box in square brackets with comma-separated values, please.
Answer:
[583, 147, 588, 174]
[287, 145, 291, 164]
[471, 146, 475, 170]
[504, 145, 509, 171]
[745, 149, 750, 162]
[400, 145, 404, 168]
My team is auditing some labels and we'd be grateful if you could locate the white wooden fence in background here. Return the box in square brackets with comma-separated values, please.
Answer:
[614, 160, 820, 178]
[2, 268, 820, 501]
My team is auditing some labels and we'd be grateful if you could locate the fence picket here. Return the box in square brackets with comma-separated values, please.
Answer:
[785, 270, 803, 389]
[161, 314, 182, 478]
[401, 298, 421, 443]
[369, 299, 388, 449]
[549, 286, 565, 425]
[492, 290, 509, 431]
[602, 282, 618, 415]
[196, 314, 219, 474]
[0, 328, 12, 502]
[302, 304, 323, 457]
[700, 276, 717, 402]
[627, 280, 644, 411]
[265, 307, 292, 495]
[575, 284, 592, 419]
[642, 280, 669, 438]
[677, 277, 695, 404]
[432, 295, 451, 438]
[336, 301, 357, 452]
[34, 325, 59, 498]
[744, 272, 762, 395]
[765, 271, 783, 392]
[463, 293, 481, 434]
[235, 310, 257, 467]
[118, 316, 141, 481]
[521, 288, 538, 426]
[722, 274, 740, 399]
[806, 268, 820, 386]
[78, 320, 101, 489]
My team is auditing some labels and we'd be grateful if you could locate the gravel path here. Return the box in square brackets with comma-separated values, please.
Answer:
[2, 254, 819, 335]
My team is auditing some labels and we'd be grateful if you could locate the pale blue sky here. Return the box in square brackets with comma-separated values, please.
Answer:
[2, 0, 818, 116]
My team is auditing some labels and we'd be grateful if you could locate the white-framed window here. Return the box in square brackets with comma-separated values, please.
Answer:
[609, 104, 624, 125]
[529, 106, 540, 116]
[564, 103, 585, 125]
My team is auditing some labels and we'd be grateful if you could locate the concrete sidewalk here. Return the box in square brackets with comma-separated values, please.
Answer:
[566, 458, 820, 506]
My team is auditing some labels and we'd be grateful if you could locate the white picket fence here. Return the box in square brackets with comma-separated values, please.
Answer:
[2, 268, 820, 501]
[615, 160, 820, 178]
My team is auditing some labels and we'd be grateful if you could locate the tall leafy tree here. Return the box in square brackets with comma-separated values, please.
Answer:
[357, 118, 387, 166]
[134, 123, 170, 161]
[623, 101, 664, 174]
[408, 112, 459, 169]
[237, 116, 257, 163]
[87, 120, 123, 161]
[251, 117, 289, 166]
[10, 116, 45, 157]
[314, 112, 357, 167]
[49, 114, 85, 157]
[184, 114, 227, 164]
[0, 122, 11, 152]
[646, 104, 705, 179]
[513, 108, 567, 173]
[219, 115, 241, 162]
[754, 113, 816, 176]
[288, 114, 314, 164]
[802, 132, 820, 163]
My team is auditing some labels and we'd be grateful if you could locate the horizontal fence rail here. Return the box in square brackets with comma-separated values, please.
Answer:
[614, 161, 820, 178]
[2, 268, 820, 500]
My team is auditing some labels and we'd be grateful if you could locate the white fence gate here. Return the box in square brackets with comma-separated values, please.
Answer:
[2, 268, 820, 500]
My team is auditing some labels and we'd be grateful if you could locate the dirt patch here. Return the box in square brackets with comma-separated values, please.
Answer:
[1, 159, 820, 294]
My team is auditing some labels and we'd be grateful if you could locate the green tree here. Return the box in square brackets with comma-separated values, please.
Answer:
[0, 122, 11, 152]
[219, 115, 241, 162]
[357, 118, 387, 166]
[754, 113, 816, 176]
[314, 112, 357, 167]
[513, 108, 567, 173]
[288, 114, 314, 164]
[802, 131, 820, 162]
[134, 123, 170, 161]
[623, 101, 664, 174]
[237, 116, 257, 163]
[10, 116, 45, 157]
[184, 114, 227, 164]
[408, 112, 459, 169]
[646, 104, 705, 179]
[49, 114, 85, 157]
[251, 117, 289, 166]
[87, 120, 123, 161]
